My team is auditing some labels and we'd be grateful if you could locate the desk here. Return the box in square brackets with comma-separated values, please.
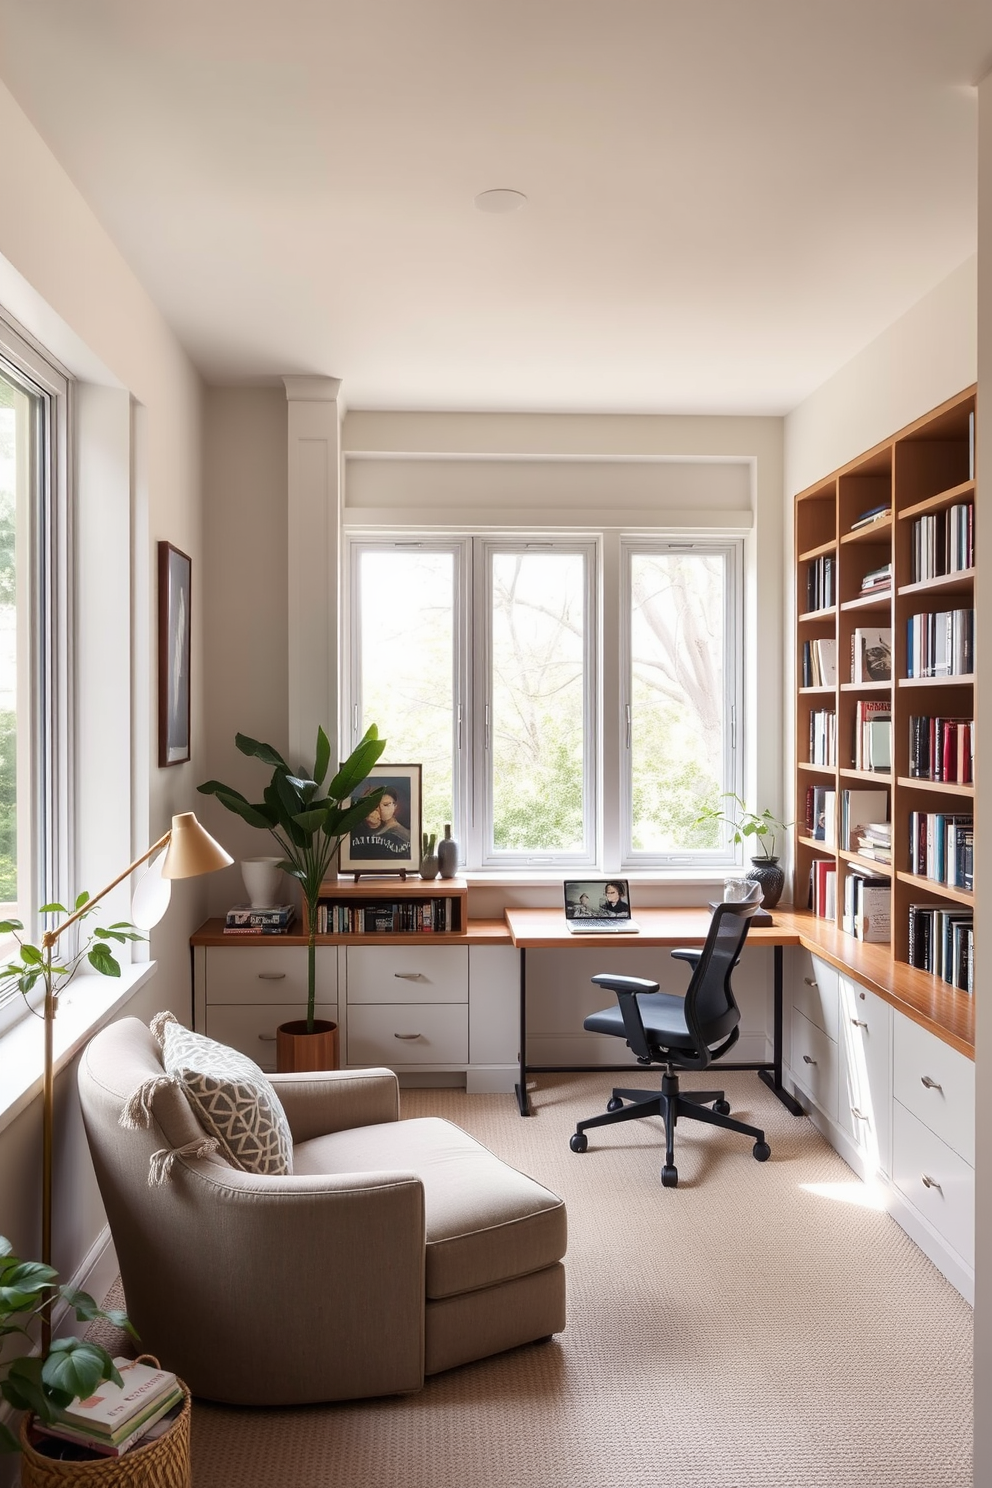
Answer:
[504, 907, 805, 1119]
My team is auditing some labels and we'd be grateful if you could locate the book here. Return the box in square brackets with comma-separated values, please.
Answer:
[37, 1389, 184, 1457]
[226, 903, 296, 927]
[54, 1358, 179, 1438]
[840, 789, 888, 853]
[851, 627, 892, 683]
[850, 504, 891, 530]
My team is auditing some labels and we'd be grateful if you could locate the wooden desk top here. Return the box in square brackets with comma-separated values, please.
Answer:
[504, 905, 974, 1059]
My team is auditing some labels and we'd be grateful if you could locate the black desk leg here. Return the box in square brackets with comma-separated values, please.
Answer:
[515, 947, 531, 1116]
[758, 944, 805, 1117]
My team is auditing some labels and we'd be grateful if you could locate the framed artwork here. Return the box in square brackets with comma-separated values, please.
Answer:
[158, 541, 192, 766]
[340, 764, 422, 874]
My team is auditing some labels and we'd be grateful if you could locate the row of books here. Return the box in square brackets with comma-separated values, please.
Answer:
[314, 898, 459, 934]
[224, 902, 296, 935]
[805, 554, 835, 613]
[802, 637, 836, 687]
[853, 699, 891, 772]
[851, 626, 891, 683]
[842, 870, 890, 942]
[908, 812, 973, 890]
[907, 715, 974, 784]
[907, 904, 973, 992]
[905, 608, 974, 678]
[910, 502, 974, 583]
[809, 859, 836, 919]
[809, 709, 836, 766]
[859, 560, 891, 594]
[31, 1357, 182, 1460]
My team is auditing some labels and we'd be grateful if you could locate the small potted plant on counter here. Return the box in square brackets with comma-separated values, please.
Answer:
[695, 793, 791, 908]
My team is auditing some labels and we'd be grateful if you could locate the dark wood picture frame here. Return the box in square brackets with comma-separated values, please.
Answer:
[158, 541, 192, 767]
[339, 763, 422, 875]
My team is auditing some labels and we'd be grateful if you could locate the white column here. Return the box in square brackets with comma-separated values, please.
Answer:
[973, 65, 991, 1481]
[283, 375, 342, 771]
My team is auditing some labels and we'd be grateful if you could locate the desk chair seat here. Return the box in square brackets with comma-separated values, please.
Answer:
[569, 895, 770, 1188]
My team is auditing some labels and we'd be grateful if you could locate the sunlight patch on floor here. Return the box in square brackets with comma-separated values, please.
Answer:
[800, 1179, 889, 1211]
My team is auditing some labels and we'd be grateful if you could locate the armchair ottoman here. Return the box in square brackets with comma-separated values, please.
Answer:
[78, 1018, 566, 1405]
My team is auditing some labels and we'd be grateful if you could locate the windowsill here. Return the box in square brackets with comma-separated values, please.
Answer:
[0, 962, 157, 1137]
[461, 869, 739, 888]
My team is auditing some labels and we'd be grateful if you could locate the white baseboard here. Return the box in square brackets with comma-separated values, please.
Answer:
[0, 1225, 119, 1484]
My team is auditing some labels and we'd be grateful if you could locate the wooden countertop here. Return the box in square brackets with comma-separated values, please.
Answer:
[190, 917, 512, 947]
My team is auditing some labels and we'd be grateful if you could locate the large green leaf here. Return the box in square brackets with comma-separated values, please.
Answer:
[88, 946, 121, 978]
[1, 1259, 57, 1296]
[216, 791, 274, 832]
[43, 1338, 122, 1403]
[293, 808, 330, 834]
[323, 792, 386, 841]
[313, 726, 331, 788]
[0, 919, 23, 935]
[19, 944, 42, 966]
[2, 1357, 48, 1417]
[286, 775, 318, 803]
[235, 733, 288, 770]
[327, 733, 386, 802]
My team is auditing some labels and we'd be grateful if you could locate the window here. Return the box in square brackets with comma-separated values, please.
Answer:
[0, 318, 69, 1022]
[347, 532, 741, 872]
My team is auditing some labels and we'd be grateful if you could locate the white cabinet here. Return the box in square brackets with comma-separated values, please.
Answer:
[344, 944, 468, 1067]
[836, 981, 891, 1177]
[347, 945, 468, 1004]
[892, 1015, 975, 1166]
[791, 1008, 839, 1121]
[892, 1099, 974, 1269]
[792, 951, 839, 1041]
[204, 944, 337, 1004]
[206, 1002, 339, 1073]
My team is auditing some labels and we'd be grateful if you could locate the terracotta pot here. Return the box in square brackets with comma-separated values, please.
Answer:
[276, 1019, 339, 1073]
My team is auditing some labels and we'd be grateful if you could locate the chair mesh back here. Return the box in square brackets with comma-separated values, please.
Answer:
[687, 903, 756, 1045]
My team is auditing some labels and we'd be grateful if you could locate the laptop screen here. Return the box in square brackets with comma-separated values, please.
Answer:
[563, 880, 632, 921]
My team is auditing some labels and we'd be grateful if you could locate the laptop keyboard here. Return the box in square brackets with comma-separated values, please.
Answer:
[569, 917, 639, 932]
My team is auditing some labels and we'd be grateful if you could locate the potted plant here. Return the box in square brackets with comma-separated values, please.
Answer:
[198, 725, 386, 1071]
[696, 793, 791, 908]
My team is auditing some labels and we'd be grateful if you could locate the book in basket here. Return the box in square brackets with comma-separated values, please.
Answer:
[54, 1356, 179, 1438]
[35, 1389, 183, 1457]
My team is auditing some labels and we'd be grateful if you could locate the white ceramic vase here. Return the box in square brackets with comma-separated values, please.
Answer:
[241, 856, 284, 908]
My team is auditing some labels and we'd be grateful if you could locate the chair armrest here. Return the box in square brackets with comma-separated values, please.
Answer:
[591, 975, 656, 1060]
[670, 947, 701, 970]
[269, 1066, 399, 1141]
[591, 973, 659, 996]
[119, 1157, 427, 1404]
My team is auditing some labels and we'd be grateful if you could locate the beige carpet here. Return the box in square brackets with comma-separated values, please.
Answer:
[98, 1072, 973, 1487]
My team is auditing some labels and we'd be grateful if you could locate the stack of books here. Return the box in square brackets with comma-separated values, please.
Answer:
[224, 902, 296, 935]
[908, 715, 974, 783]
[839, 788, 889, 853]
[908, 903, 973, 991]
[855, 821, 892, 865]
[905, 608, 975, 677]
[859, 561, 892, 595]
[850, 503, 891, 531]
[32, 1357, 183, 1459]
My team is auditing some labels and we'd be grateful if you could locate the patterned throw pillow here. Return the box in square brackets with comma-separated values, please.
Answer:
[154, 1014, 293, 1176]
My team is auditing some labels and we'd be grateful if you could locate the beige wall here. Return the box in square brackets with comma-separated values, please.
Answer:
[0, 78, 205, 1278]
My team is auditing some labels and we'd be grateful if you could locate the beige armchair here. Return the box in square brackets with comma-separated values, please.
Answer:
[78, 1018, 566, 1405]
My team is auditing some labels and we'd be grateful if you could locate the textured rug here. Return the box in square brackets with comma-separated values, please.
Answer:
[94, 1072, 973, 1487]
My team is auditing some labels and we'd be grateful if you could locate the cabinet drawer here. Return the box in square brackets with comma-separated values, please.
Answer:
[791, 1009, 838, 1121]
[791, 951, 839, 1041]
[205, 1002, 338, 1072]
[346, 946, 468, 1004]
[836, 980, 892, 1175]
[893, 1014, 974, 1165]
[347, 1003, 468, 1066]
[205, 945, 338, 1005]
[893, 1099, 974, 1267]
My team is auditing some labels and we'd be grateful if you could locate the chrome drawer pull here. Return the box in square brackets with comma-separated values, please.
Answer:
[851, 1107, 867, 1121]
[803, 977, 818, 988]
[394, 1032, 423, 1041]
[921, 1076, 943, 1092]
[257, 972, 287, 981]
[394, 972, 426, 982]
[921, 1174, 942, 1192]
[802, 1054, 817, 1065]
[851, 1019, 868, 1029]
[258, 1033, 277, 1042]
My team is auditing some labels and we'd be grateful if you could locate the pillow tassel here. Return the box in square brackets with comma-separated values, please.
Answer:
[149, 1009, 180, 1046]
[148, 1136, 221, 1187]
[119, 1075, 177, 1130]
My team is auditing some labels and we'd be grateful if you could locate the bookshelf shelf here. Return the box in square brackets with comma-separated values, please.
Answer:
[793, 385, 976, 1024]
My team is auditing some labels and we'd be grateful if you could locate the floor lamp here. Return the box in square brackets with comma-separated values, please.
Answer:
[39, 812, 232, 1305]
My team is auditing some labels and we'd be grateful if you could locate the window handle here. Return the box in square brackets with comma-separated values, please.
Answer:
[457, 702, 463, 750]
[625, 703, 631, 750]
[485, 703, 491, 751]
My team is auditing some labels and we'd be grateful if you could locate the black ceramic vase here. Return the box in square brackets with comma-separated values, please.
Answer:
[745, 856, 785, 909]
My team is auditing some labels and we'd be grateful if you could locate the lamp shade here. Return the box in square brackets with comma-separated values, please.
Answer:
[161, 812, 234, 880]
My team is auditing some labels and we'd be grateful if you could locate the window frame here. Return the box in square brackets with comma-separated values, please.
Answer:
[0, 314, 71, 1032]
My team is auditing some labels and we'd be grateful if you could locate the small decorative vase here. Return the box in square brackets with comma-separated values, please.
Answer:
[746, 856, 785, 909]
[276, 1019, 339, 1073]
[437, 824, 458, 879]
[241, 856, 284, 908]
[420, 854, 439, 881]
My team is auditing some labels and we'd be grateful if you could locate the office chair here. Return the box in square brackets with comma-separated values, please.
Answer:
[568, 892, 770, 1187]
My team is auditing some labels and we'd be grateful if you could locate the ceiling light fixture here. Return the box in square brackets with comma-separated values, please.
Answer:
[474, 189, 528, 214]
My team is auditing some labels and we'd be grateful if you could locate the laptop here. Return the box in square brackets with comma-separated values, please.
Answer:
[563, 879, 640, 934]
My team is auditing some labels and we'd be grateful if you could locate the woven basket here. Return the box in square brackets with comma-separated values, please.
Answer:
[19, 1379, 191, 1488]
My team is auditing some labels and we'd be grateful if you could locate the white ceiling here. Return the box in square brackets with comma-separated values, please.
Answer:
[0, 1, 989, 414]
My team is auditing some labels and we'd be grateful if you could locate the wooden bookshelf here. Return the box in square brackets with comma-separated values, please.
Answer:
[793, 386, 976, 1048]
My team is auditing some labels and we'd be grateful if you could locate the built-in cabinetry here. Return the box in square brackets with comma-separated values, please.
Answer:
[794, 386, 976, 1007]
[191, 881, 517, 1092]
[787, 945, 973, 1301]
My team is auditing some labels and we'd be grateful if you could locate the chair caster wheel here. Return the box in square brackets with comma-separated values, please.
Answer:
[570, 1132, 588, 1153]
[713, 1099, 731, 1115]
[661, 1165, 678, 1188]
[606, 1096, 624, 1112]
[753, 1141, 771, 1162]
